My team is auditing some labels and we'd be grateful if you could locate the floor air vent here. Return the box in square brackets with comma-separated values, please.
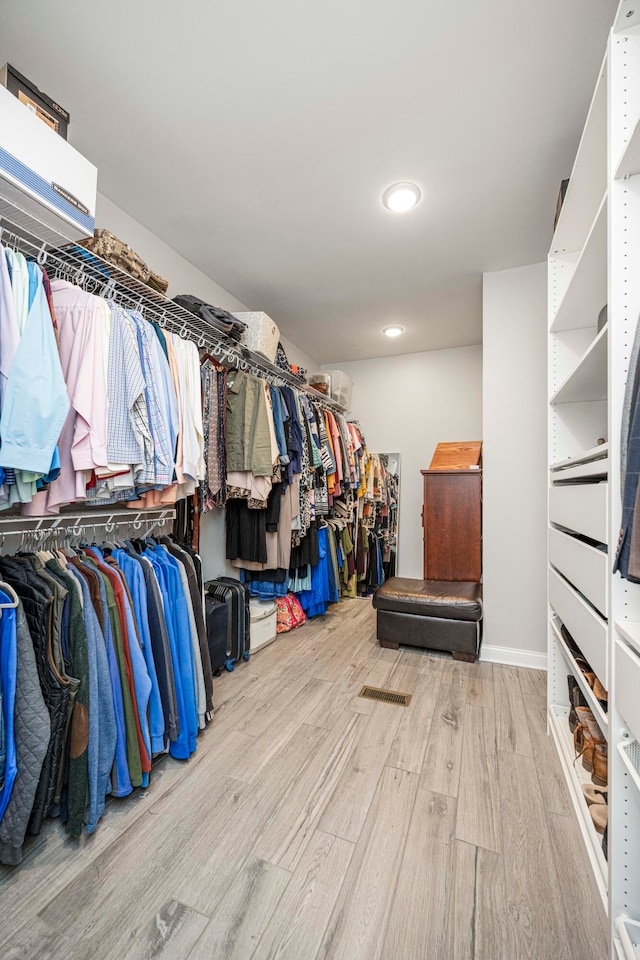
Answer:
[357, 686, 412, 707]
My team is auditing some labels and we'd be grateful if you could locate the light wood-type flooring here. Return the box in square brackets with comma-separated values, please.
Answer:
[2, 599, 608, 960]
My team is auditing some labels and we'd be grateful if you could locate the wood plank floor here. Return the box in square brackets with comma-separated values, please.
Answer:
[1, 599, 608, 960]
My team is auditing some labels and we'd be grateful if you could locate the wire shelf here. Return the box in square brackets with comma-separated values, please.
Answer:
[0, 198, 347, 415]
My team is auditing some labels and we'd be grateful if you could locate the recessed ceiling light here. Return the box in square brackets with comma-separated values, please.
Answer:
[383, 325, 405, 337]
[382, 182, 421, 213]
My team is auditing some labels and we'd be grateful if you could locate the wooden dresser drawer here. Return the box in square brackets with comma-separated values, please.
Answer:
[548, 527, 608, 617]
[549, 566, 607, 685]
[549, 482, 608, 544]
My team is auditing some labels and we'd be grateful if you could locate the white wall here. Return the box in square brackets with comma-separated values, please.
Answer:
[482, 262, 547, 667]
[323, 346, 483, 579]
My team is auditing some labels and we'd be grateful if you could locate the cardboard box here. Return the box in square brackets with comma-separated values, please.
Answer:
[0, 63, 69, 139]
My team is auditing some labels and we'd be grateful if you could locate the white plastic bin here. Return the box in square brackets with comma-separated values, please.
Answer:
[249, 598, 277, 653]
[309, 372, 331, 395]
[234, 311, 280, 363]
[326, 369, 353, 409]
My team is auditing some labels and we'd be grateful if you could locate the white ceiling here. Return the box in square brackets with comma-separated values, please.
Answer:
[0, 1, 616, 363]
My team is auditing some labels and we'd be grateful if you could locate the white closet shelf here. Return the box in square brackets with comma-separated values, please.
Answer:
[550, 442, 609, 471]
[550, 195, 607, 332]
[551, 616, 608, 737]
[615, 0, 640, 31]
[548, 704, 608, 912]
[615, 621, 640, 657]
[617, 737, 640, 798]
[550, 456, 609, 483]
[615, 917, 640, 960]
[615, 113, 640, 179]
[550, 324, 608, 404]
[551, 64, 607, 255]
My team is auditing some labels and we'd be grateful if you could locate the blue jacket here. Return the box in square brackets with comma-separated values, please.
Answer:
[67, 567, 116, 833]
[143, 546, 197, 759]
[78, 558, 132, 799]
[112, 549, 165, 754]
[0, 591, 17, 820]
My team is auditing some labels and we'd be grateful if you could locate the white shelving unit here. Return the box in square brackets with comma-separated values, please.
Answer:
[551, 195, 607, 333]
[548, 6, 640, 955]
[548, 704, 608, 908]
[550, 322, 608, 404]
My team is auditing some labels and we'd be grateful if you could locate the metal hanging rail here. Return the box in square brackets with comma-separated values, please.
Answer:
[0, 509, 175, 548]
[0, 200, 347, 415]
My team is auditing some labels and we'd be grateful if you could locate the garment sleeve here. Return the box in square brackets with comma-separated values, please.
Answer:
[0, 275, 70, 474]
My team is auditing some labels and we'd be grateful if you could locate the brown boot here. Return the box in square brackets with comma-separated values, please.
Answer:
[593, 676, 608, 707]
[574, 706, 595, 773]
[584, 714, 608, 786]
[567, 676, 588, 733]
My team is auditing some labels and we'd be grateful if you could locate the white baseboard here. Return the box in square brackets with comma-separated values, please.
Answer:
[480, 644, 547, 670]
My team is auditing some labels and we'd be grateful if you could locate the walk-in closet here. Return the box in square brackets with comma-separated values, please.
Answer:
[0, 2, 635, 958]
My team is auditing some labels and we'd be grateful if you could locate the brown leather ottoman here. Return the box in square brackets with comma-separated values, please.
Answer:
[372, 578, 483, 662]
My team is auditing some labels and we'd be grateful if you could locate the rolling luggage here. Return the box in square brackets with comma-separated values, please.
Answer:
[205, 577, 251, 672]
[205, 595, 230, 676]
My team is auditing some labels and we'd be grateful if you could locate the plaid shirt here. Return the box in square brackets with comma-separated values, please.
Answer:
[128, 310, 174, 486]
[106, 302, 151, 469]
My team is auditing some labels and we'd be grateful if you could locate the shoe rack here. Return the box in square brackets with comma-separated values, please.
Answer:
[548, 3, 640, 957]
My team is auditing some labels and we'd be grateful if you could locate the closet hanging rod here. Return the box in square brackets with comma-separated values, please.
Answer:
[0, 205, 348, 416]
[0, 509, 175, 536]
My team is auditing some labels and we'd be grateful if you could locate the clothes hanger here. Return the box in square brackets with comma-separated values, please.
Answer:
[0, 579, 20, 618]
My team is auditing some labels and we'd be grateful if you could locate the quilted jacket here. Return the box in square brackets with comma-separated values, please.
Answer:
[0, 558, 69, 835]
[0, 601, 50, 865]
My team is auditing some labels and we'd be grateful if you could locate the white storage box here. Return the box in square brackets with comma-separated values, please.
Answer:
[326, 369, 353, 409]
[249, 598, 277, 653]
[0, 84, 97, 241]
[234, 311, 280, 363]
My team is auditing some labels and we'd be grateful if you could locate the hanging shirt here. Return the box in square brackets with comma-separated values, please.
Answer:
[0, 266, 70, 475]
[106, 302, 152, 477]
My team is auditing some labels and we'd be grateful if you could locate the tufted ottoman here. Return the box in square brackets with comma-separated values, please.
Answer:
[372, 578, 483, 662]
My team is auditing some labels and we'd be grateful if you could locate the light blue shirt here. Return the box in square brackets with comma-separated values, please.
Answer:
[0, 264, 70, 474]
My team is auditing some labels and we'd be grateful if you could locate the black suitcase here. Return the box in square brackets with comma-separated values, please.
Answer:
[205, 595, 230, 676]
[205, 577, 251, 671]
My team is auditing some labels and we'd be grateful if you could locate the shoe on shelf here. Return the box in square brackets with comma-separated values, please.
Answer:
[574, 706, 595, 773]
[590, 802, 608, 835]
[593, 676, 608, 707]
[561, 625, 608, 705]
[584, 713, 608, 787]
[567, 676, 588, 733]
[581, 783, 608, 805]
[560, 624, 581, 658]
[602, 823, 608, 860]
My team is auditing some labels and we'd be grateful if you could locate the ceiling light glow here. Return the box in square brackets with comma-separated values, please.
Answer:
[382, 182, 421, 212]
[383, 325, 405, 338]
